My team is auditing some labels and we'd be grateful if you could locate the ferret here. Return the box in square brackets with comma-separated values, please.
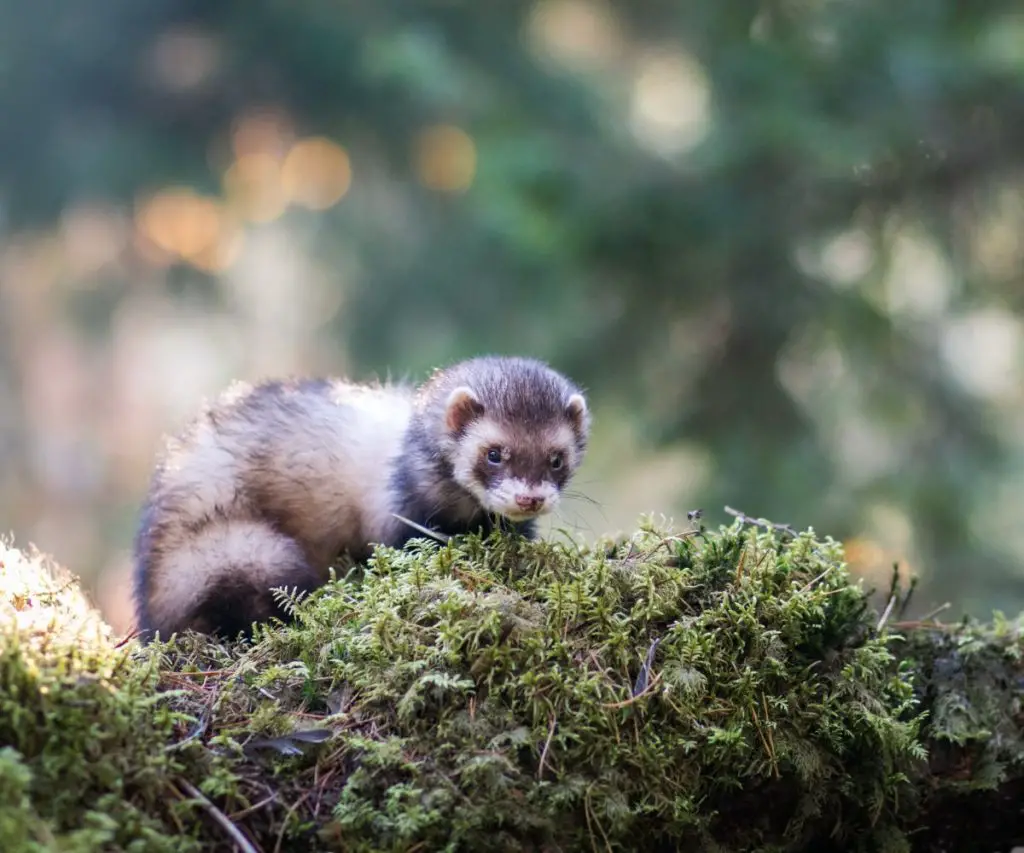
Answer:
[132, 356, 590, 640]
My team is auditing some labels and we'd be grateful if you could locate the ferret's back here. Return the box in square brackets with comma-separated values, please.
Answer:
[160, 378, 413, 539]
[135, 378, 414, 637]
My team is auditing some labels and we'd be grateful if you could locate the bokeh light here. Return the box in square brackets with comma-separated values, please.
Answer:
[413, 125, 477, 192]
[281, 137, 352, 210]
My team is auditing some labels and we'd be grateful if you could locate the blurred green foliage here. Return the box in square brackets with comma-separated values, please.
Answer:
[3, 0, 1024, 616]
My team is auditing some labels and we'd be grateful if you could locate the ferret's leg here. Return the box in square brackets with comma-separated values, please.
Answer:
[139, 518, 325, 640]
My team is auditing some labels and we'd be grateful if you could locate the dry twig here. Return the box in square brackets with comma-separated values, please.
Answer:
[179, 779, 260, 853]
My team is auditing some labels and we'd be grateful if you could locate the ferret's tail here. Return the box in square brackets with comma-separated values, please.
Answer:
[135, 516, 324, 640]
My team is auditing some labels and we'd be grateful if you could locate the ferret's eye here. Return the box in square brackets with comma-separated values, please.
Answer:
[486, 448, 503, 465]
[550, 452, 564, 470]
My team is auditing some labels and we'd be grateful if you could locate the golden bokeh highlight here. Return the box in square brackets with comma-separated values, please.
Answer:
[413, 125, 477, 193]
[134, 128, 352, 272]
[281, 137, 352, 210]
[231, 110, 293, 160]
[137, 188, 219, 257]
[222, 153, 288, 223]
[527, 0, 623, 72]
[843, 536, 915, 589]
[188, 219, 245, 273]
[134, 187, 242, 272]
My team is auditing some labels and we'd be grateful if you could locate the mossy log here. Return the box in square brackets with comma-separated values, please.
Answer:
[1, 518, 1023, 853]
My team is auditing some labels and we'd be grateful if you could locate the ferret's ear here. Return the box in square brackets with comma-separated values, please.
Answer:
[445, 387, 485, 433]
[566, 393, 589, 435]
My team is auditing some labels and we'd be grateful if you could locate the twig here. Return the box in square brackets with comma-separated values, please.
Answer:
[312, 768, 338, 818]
[762, 693, 779, 779]
[164, 714, 208, 753]
[583, 787, 599, 853]
[584, 786, 614, 853]
[600, 673, 663, 709]
[750, 700, 779, 780]
[274, 791, 311, 853]
[169, 669, 236, 678]
[799, 566, 833, 593]
[734, 548, 747, 582]
[890, 620, 961, 632]
[537, 713, 557, 780]
[228, 793, 277, 821]
[919, 602, 952, 622]
[724, 506, 798, 537]
[876, 594, 897, 632]
[178, 780, 259, 853]
[890, 602, 954, 631]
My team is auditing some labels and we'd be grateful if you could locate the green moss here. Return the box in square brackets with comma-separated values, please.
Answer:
[0, 541, 227, 853]
[895, 610, 1024, 792]
[0, 519, 943, 852]
[253, 520, 926, 852]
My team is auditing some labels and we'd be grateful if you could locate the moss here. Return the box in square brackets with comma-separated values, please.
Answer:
[0, 519, 947, 852]
[251, 519, 925, 851]
[0, 541, 229, 853]
[894, 611, 1024, 789]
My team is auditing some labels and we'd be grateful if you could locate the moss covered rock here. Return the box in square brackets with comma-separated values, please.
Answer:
[3, 518, 1018, 852]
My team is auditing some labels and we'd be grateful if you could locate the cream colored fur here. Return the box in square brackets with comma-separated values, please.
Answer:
[145, 381, 415, 632]
[149, 518, 306, 633]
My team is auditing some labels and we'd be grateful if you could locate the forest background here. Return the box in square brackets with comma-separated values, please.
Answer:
[3, 0, 1024, 633]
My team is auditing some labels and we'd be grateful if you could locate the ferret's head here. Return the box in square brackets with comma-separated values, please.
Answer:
[424, 357, 590, 522]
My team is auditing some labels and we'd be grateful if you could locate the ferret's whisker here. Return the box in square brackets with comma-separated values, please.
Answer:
[391, 514, 451, 543]
[552, 506, 596, 537]
[563, 490, 602, 507]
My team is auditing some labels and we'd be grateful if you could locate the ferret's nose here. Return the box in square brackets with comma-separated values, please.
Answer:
[515, 494, 545, 512]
